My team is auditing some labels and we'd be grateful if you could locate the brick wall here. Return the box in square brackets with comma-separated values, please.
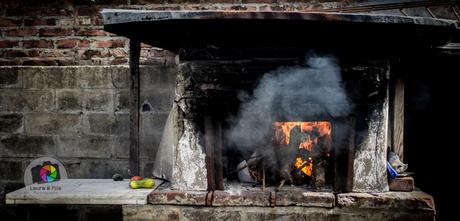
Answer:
[1, 1, 457, 65]
[0, 1, 181, 65]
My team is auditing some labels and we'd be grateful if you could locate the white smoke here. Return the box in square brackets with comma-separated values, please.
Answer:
[228, 55, 352, 150]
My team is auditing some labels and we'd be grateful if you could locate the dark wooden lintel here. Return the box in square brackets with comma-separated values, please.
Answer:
[215, 120, 224, 190]
[205, 116, 216, 191]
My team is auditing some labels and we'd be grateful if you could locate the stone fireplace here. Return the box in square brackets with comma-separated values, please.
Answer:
[101, 9, 458, 219]
[157, 54, 390, 194]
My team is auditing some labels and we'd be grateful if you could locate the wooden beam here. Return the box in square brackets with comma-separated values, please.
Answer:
[333, 121, 341, 193]
[204, 116, 216, 191]
[129, 39, 141, 176]
[393, 78, 405, 161]
[346, 117, 356, 192]
[214, 120, 224, 190]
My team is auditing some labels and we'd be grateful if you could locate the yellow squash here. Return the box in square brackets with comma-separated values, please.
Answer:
[129, 178, 155, 189]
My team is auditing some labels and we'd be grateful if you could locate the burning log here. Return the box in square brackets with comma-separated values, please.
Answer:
[276, 126, 302, 190]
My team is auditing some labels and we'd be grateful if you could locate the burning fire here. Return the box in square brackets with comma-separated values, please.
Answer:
[273, 121, 332, 177]
[294, 157, 313, 176]
[273, 121, 332, 151]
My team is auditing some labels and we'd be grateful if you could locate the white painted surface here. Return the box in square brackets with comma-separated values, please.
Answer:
[172, 119, 208, 190]
[6, 179, 155, 205]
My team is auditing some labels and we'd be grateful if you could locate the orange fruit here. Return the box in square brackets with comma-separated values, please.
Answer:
[130, 176, 143, 181]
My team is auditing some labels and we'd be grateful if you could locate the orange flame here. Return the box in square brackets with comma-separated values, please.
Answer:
[273, 121, 332, 151]
[295, 157, 313, 176]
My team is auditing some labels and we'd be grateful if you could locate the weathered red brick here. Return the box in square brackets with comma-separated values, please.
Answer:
[5, 50, 29, 57]
[172, 0, 203, 3]
[22, 59, 58, 66]
[24, 49, 66, 58]
[75, 28, 106, 36]
[242, 0, 277, 3]
[93, 40, 111, 48]
[108, 48, 128, 58]
[134, 0, 166, 4]
[91, 17, 104, 26]
[76, 7, 100, 16]
[141, 43, 153, 48]
[39, 28, 72, 37]
[0, 40, 18, 48]
[27, 50, 40, 57]
[93, 39, 125, 48]
[4, 28, 38, 37]
[24, 18, 56, 26]
[22, 40, 53, 48]
[258, 5, 271, 11]
[56, 18, 76, 26]
[5, 7, 34, 16]
[389, 177, 414, 192]
[41, 8, 74, 16]
[6, 7, 73, 17]
[56, 39, 78, 48]
[78, 39, 90, 47]
[56, 59, 76, 66]
[79, 49, 102, 59]
[0, 18, 22, 27]
[76, 17, 92, 26]
[42, 50, 65, 57]
[110, 58, 128, 65]
[0, 59, 21, 65]
[5, 7, 27, 16]
[270, 4, 294, 11]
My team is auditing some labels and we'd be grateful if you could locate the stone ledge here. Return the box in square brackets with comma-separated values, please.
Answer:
[6, 178, 434, 212]
[275, 187, 335, 208]
[212, 189, 271, 207]
[123, 205, 435, 221]
[6, 179, 154, 205]
[149, 190, 207, 206]
[337, 191, 435, 211]
[149, 184, 335, 208]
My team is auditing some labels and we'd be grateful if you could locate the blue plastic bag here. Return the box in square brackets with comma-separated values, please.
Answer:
[387, 161, 398, 178]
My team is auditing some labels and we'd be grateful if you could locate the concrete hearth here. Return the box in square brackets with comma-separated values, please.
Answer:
[6, 179, 435, 220]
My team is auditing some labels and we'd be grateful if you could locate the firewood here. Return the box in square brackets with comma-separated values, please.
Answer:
[277, 126, 302, 185]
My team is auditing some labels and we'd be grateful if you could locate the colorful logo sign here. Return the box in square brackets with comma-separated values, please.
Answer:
[23, 157, 69, 201]
[31, 161, 60, 184]
[39, 163, 59, 183]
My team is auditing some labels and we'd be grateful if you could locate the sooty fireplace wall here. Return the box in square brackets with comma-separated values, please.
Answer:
[166, 54, 389, 193]
[102, 10, 458, 193]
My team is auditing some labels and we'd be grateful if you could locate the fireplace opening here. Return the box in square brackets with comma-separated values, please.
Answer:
[221, 120, 337, 191]
[165, 54, 379, 193]
[273, 121, 333, 188]
[234, 121, 335, 189]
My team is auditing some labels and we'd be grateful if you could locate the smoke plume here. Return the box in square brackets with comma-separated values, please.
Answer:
[228, 54, 351, 150]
